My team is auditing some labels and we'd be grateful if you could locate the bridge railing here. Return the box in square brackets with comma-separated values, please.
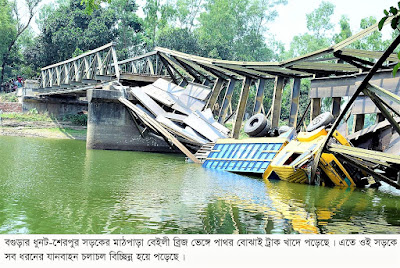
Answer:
[117, 51, 162, 76]
[40, 42, 120, 89]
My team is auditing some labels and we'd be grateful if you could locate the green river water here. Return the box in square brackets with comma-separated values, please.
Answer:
[0, 135, 400, 234]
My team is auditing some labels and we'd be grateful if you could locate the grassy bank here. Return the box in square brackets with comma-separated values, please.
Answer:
[0, 110, 87, 140]
[0, 92, 18, 102]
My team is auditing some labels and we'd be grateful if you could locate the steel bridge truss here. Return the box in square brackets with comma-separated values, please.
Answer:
[40, 42, 120, 89]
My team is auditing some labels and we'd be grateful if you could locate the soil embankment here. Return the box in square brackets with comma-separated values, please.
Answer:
[0, 115, 87, 140]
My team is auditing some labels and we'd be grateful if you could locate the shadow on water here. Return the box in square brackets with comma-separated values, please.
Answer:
[0, 135, 400, 234]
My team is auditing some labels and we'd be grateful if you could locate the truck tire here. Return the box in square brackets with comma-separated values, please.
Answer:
[255, 120, 272, 137]
[306, 112, 334, 132]
[244, 113, 268, 136]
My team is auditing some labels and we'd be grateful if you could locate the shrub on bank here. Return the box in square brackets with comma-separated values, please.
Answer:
[0, 111, 53, 122]
[0, 93, 18, 102]
[62, 114, 88, 126]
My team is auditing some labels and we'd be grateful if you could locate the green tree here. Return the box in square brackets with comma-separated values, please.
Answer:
[285, 1, 335, 58]
[109, 0, 143, 59]
[352, 16, 391, 51]
[196, 0, 286, 61]
[142, 0, 175, 49]
[378, 2, 400, 76]
[25, 0, 118, 70]
[0, 0, 16, 82]
[157, 28, 202, 55]
[175, 0, 204, 30]
[0, 0, 40, 85]
[334, 15, 352, 44]
[282, 1, 336, 123]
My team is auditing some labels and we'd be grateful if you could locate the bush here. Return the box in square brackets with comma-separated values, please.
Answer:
[0, 93, 18, 102]
[62, 114, 88, 126]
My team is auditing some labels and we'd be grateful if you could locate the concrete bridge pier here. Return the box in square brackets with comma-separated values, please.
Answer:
[86, 89, 173, 152]
[22, 95, 88, 117]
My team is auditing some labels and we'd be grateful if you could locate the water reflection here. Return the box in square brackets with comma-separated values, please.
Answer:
[0, 136, 399, 234]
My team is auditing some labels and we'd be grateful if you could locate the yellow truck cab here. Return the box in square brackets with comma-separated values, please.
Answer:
[263, 126, 360, 187]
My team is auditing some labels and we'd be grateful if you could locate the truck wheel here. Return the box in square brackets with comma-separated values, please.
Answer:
[255, 120, 271, 137]
[306, 112, 334, 132]
[244, 113, 268, 136]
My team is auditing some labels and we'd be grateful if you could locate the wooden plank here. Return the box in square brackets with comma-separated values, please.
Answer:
[136, 104, 156, 119]
[153, 78, 185, 95]
[253, 78, 266, 115]
[141, 84, 191, 115]
[141, 84, 177, 106]
[177, 94, 206, 112]
[129, 87, 166, 116]
[233, 77, 252, 139]
[196, 109, 230, 136]
[310, 98, 321, 121]
[164, 113, 187, 123]
[183, 82, 211, 101]
[331, 97, 341, 119]
[271, 76, 285, 128]
[184, 113, 227, 142]
[156, 115, 208, 145]
[288, 78, 301, 127]
[218, 79, 237, 123]
[119, 97, 201, 163]
[340, 48, 398, 62]
[290, 62, 359, 72]
[330, 144, 400, 165]
[170, 103, 192, 115]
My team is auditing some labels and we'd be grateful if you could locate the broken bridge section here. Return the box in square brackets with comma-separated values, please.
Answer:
[25, 17, 400, 191]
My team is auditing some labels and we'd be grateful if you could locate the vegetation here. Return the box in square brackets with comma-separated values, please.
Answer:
[0, 110, 87, 126]
[62, 114, 88, 126]
[225, 122, 249, 140]
[0, 109, 53, 121]
[0, 0, 40, 85]
[0, 92, 18, 102]
[379, 2, 400, 76]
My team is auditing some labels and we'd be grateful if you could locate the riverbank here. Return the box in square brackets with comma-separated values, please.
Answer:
[0, 112, 87, 140]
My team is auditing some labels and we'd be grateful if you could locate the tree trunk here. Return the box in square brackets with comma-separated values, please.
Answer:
[0, 57, 7, 86]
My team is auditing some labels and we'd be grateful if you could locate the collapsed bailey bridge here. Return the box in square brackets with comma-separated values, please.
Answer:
[20, 18, 400, 188]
